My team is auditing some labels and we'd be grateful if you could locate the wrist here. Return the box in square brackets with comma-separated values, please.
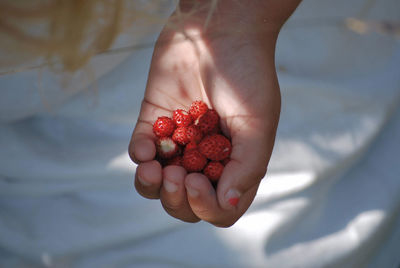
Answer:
[177, 0, 300, 38]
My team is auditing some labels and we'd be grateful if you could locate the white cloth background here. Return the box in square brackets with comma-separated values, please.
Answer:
[0, 0, 399, 267]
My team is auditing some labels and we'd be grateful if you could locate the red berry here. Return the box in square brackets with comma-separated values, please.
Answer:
[153, 116, 175, 137]
[152, 100, 231, 182]
[172, 126, 190, 145]
[196, 109, 219, 134]
[203, 161, 224, 181]
[166, 155, 183, 166]
[182, 149, 207, 172]
[184, 141, 198, 153]
[189, 100, 209, 120]
[156, 137, 179, 159]
[173, 109, 193, 127]
[172, 125, 203, 146]
[198, 134, 232, 161]
[186, 125, 203, 143]
[209, 124, 222, 135]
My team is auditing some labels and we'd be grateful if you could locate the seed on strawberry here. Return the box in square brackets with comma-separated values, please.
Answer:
[156, 137, 179, 159]
[189, 100, 209, 120]
[173, 109, 192, 127]
[182, 149, 207, 172]
[203, 161, 224, 181]
[153, 116, 175, 137]
[196, 109, 219, 134]
[198, 134, 232, 161]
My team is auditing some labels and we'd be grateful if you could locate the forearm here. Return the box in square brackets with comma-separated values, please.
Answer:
[177, 0, 301, 39]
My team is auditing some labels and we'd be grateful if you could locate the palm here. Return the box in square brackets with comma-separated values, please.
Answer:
[130, 20, 281, 227]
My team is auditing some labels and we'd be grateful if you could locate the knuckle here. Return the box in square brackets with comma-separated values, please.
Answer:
[161, 202, 200, 223]
[128, 147, 135, 162]
[180, 217, 201, 223]
[192, 206, 213, 218]
[138, 190, 160, 199]
[161, 200, 182, 214]
[252, 164, 268, 181]
[134, 180, 159, 199]
[128, 142, 139, 164]
[213, 219, 236, 228]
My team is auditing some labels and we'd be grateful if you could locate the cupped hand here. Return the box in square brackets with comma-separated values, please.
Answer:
[128, 2, 293, 227]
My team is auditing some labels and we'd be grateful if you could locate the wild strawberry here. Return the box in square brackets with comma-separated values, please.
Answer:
[184, 141, 198, 153]
[153, 116, 175, 137]
[189, 100, 208, 120]
[186, 125, 203, 143]
[196, 109, 219, 134]
[172, 125, 203, 146]
[173, 109, 192, 127]
[156, 137, 179, 159]
[209, 124, 222, 135]
[166, 155, 183, 166]
[198, 134, 232, 161]
[203, 161, 224, 181]
[182, 149, 207, 172]
[152, 100, 231, 181]
[172, 126, 190, 145]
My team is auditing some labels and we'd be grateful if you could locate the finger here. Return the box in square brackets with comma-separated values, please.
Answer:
[160, 166, 200, 223]
[129, 121, 156, 164]
[128, 95, 198, 164]
[216, 126, 275, 210]
[185, 172, 259, 227]
[184, 173, 220, 222]
[128, 96, 178, 165]
[134, 160, 163, 199]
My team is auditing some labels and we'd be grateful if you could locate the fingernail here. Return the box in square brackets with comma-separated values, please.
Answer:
[225, 189, 241, 207]
[138, 176, 151, 186]
[186, 185, 199, 198]
[164, 180, 178, 193]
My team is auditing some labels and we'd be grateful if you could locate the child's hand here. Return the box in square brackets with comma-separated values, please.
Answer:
[129, 0, 300, 227]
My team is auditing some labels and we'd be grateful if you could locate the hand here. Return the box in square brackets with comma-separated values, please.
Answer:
[128, 1, 299, 227]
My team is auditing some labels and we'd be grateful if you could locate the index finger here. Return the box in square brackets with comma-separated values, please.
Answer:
[128, 120, 156, 164]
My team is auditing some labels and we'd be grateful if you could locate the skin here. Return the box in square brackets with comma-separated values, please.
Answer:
[129, 0, 301, 227]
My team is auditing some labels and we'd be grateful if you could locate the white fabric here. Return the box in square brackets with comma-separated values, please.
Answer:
[1, 0, 400, 267]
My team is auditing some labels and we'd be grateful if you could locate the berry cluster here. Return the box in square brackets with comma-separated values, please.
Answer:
[152, 100, 232, 182]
